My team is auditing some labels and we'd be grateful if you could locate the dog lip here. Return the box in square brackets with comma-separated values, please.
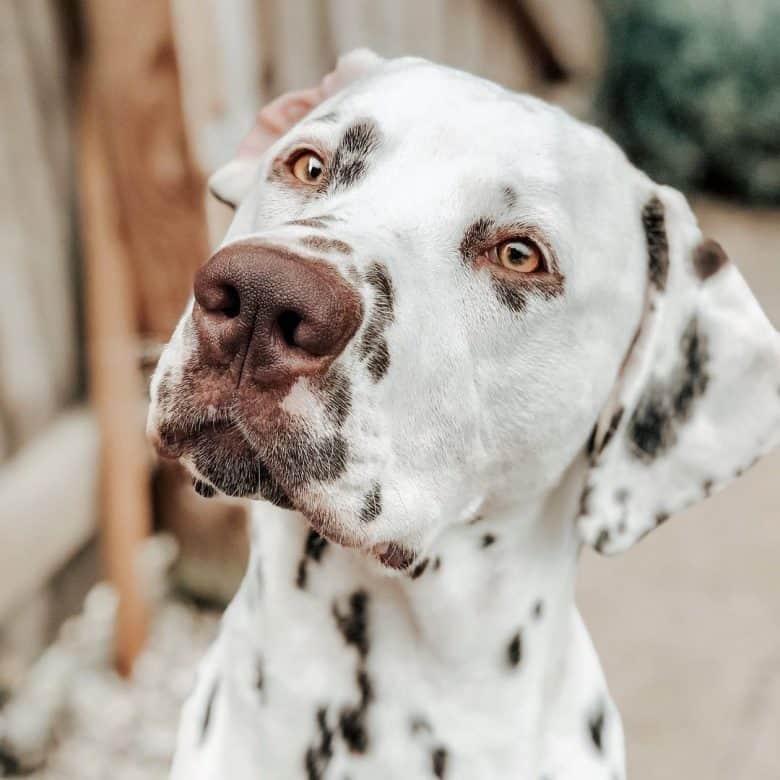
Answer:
[372, 542, 416, 570]
[148, 427, 185, 461]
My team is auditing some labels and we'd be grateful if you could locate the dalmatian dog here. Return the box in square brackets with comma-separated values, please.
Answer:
[147, 50, 780, 779]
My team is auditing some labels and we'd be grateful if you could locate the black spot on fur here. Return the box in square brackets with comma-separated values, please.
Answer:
[628, 318, 710, 461]
[288, 216, 335, 229]
[306, 530, 329, 560]
[339, 707, 367, 752]
[578, 482, 594, 518]
[326, 119, 381, 192]
[703, 479, 714, 497]
[305, 707, 334, 780]
[339, 669, 373, 753]
[655, 511, 670, 526]
[366, 342, 390, 381]
[410, 558, 430, 579]
[0, 748, 20, 776]
[433, 557, 442, 571]
[594, 529, 611, 553]
[297, 530, 329, 589]
[588, 705, 606, 754]
[674, 319, 710, 417]
[507, 631, 523, 668]
[491, 273, 565, 314]
[492, 278, 528, 312]
[360, 262, 395, 382]
[503, 185, 518, 208]
[410, 715, 433, 735]
[255, 658, 264, 691]
[532, 600, 544, 620]
[322, 367, 352, 429]
[377, 543, 416, 570]
[193, 478, 215, 498]
[693, 239, 729, 280]
[459, 218, 494, 264]
[200, 681, 219, 745]
[365, 262, 395, 315]
[641, 197, 669, 291]
[432, 746, 448, 778]
[481, 533, 496, 548]
[333, 591, 370, 659]
[359, 483, 383, 523]
[301, 235, 353, 255]
[626, 386, 672, 461]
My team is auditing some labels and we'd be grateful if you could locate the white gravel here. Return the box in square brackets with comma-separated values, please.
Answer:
[0, 540, 219, 779]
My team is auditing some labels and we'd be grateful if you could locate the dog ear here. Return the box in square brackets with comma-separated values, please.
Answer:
[208, 49, 384, 208]
[578, 184, 780, 554]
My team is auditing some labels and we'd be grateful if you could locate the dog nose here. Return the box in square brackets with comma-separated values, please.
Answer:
[193, 240, 362, 386]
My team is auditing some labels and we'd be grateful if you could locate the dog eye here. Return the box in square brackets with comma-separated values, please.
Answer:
[495, 238, 543, 273]
[291, 151, 325, 184]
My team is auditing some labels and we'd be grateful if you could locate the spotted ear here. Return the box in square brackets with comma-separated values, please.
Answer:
[208, 49, 384, 208]
[578, 185, 780, 554]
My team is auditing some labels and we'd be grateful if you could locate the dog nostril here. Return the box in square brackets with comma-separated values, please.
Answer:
[197, 280, 241, 318]
[277, 310, 302, 348]
[218, 285, 241, 318]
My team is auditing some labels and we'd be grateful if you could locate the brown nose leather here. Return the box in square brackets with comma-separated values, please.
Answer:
[193, 240, 363, 387]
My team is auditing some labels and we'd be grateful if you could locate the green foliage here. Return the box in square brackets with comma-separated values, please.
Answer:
[598, 0, 780, 202]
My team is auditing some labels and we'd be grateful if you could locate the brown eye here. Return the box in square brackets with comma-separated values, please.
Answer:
[291, 151, 325, 184]
[496, 238, 543, 273]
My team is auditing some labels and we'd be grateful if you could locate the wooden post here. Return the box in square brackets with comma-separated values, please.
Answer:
[81, 0, 209, 339]
[78, 0, 214, 672]
[78, 81, 151, 676]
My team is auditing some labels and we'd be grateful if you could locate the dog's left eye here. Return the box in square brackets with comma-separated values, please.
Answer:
[291, 151, 325, 184]
[495, 238, 543, 273]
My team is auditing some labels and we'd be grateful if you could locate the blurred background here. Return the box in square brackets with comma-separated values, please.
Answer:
[0, 0, 777, 777]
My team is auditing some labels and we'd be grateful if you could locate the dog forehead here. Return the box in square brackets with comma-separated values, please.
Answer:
[312, 62, 638, 244]
[328, 61, 574, 170]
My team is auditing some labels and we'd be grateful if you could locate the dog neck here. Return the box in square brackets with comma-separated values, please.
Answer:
[242, 459, 586, 684]
[215, 458, 620, 777]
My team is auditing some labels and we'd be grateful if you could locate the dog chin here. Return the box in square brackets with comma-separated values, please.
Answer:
[188, 441, 420, 571]
[159, 415, 412, 565]
[162, 419, 292, 508]
[188, 447, 295, 509]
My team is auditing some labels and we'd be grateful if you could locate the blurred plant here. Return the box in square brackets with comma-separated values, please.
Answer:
[598, 0, 780, 203]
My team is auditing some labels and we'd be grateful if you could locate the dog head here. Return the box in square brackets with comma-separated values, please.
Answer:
[147, 52, 780, 569]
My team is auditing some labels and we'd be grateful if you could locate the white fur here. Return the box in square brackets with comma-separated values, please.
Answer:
[148, 54, 780, 779]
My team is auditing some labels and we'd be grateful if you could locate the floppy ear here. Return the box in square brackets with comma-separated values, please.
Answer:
[578, 184, 780, 554]
[208, 48, 384, 208]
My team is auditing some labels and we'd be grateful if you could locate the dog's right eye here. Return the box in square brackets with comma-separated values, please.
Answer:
[491, 238, 545, 274]
[291, 151, 325, 184]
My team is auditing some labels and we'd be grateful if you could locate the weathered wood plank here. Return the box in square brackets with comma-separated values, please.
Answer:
[0, 408, 98, 623]
[78, 80, 151, 676]
[82, 0, 209, 338]
[0, 1, 77, 454]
